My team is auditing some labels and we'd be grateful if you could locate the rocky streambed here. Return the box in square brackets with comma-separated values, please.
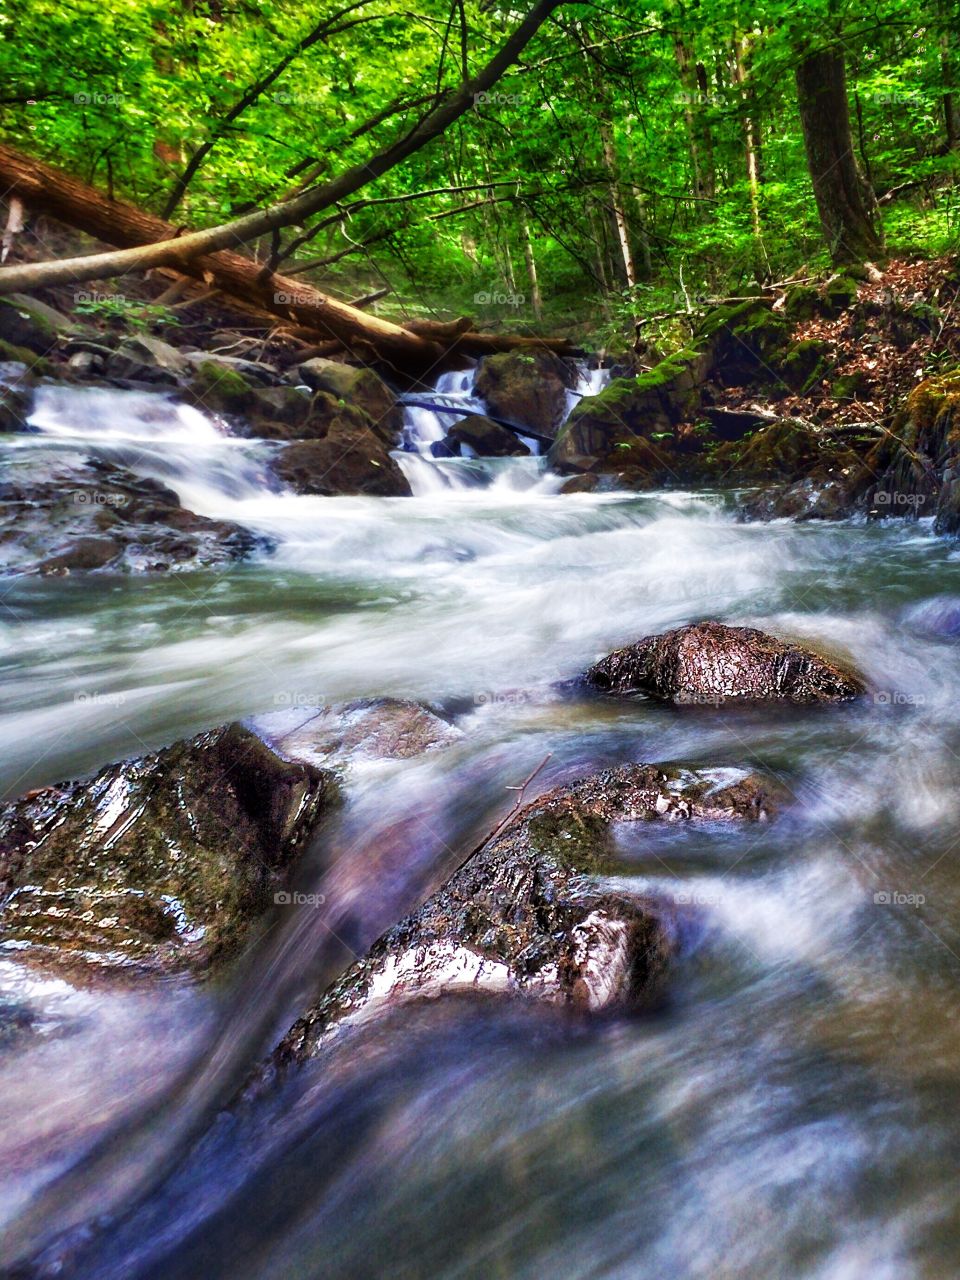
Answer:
[5, 284, 960, 1279]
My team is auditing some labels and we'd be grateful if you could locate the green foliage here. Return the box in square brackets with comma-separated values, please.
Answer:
[1, 0, 958, 344]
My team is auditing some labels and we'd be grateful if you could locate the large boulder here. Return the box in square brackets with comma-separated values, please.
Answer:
[270, 420, 411, 496]
[447, 413, 530, 457]
[0, 457, 268, 575]
[0, 725, 339, 978]
[585, 621, 866, 704]
[474, 351, 576, 436]
[297, 358, 403, 435]
[546, 301, 791, 479]
[273, 761, 781, 1062]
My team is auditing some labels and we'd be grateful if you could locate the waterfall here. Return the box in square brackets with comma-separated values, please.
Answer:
[396, 359, 610, 496]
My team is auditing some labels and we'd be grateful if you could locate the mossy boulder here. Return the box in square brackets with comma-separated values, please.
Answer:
[861, 369, 960, 532]
[708, 418, 858, 484]
[779, 339, 831, 393]
[0, 725, 339, 979]
[821, 275, 859, 318]
[187, 359, 258, 415]
[783, 285, 821, 320]
[474, 350, 576, 436]
[298, 358, 402, 435]
[548, 357, 706, 477]
[0, 298, 57, 356]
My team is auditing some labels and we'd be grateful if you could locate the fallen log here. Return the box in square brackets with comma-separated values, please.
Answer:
[0, 142, 576, 377]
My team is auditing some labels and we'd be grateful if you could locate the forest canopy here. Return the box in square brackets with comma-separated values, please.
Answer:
[0, 0, 958, 345]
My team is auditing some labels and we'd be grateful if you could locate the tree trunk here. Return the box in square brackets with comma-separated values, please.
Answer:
[0, 144, 575, 375]
[939, 2, 960, 150]
[599, 120, 636, 290]
[732, 34, 764, 265]
[520, 220, 543, 319]
[795, 46, 883, 264]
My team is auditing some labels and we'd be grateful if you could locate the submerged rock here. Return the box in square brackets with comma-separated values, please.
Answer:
[254, 698, 462, 766]
[0, 725, 339, 978]
[0, 457, 268, 575]
[586, 621, 865, 704]
[274, 761, 781, 1061]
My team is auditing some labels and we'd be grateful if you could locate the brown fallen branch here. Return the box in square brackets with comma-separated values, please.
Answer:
[347, 285, 390, 308]
[0, 140, 576, 375]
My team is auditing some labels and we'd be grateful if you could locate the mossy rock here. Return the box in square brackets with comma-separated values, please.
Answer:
[0, 299, 57, 355]
[784, 285, 820, 320]
[779, 339, 831, 393]
[0, 339, 51, 375]
[821, 275, 859, 317]
[832, 371, 870, 401]
[708, 418, 856, 484]
[187, 360, 257, 415]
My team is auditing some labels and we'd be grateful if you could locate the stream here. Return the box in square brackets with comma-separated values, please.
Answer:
[4, 364, 960, 1278]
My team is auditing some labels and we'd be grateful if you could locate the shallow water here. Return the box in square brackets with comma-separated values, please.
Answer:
[4, 374, 960, 1278]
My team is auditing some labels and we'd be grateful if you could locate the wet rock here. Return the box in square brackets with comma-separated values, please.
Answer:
[447, 414, 530, 457]
[0, 457, 268, 575]
[901, 596, 960, 639]
[275, 761, 780, 1060]
[270, 423, 411, 497]
[0, 724, 339, 978]
[585, 621, 865, 704]
[0, 364, 34, 432]
[474, 351, 576, 436]
[297, 359, 402, 435]
[559, 474, 600, 494]
[255, 698, 462, 766]
[737, 474, 858, 522]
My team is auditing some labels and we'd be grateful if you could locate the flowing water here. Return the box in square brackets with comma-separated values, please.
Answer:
[4, 364, 960, 1278]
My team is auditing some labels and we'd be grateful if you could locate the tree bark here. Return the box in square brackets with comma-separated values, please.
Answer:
[795, 46, 883, 265]
[0, 143, 574, 374]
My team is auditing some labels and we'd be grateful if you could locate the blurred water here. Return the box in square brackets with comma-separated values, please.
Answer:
[3, 377, 960, 1278]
